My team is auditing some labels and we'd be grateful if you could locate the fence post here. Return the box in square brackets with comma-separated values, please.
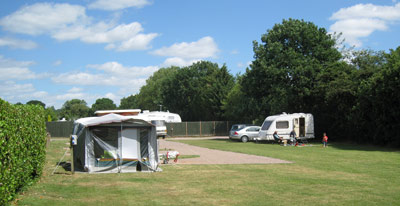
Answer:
[186, 122, 188, 136]
[213, 121, 216, 136]
[200, 121, 202, 136]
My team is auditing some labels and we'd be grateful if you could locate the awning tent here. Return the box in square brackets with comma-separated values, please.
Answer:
[72, 113, 161, 173]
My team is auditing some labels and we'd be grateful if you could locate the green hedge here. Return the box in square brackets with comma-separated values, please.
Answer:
[0, 99, 47, 205]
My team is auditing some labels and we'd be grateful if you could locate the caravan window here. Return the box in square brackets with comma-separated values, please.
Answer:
[151, 120, 165, 126]
[276, 121, 289, 129]
[261, 121, 273, 130]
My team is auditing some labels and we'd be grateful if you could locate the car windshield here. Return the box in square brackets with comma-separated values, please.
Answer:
[261, 121, 273, 130]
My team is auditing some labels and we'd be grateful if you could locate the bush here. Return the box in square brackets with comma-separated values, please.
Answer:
[0, 98, 47, 205]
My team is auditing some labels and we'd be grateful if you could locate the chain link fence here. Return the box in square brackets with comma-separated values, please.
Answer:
[46, 121, 244, 137]
[166, 121, 243, 137]
[46, 121, 74, 137]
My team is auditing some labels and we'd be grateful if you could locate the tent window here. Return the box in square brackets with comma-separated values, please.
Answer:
[91, 127, 119, 144]
[91, 127, 119, 159]
[140, 129, 149, 159]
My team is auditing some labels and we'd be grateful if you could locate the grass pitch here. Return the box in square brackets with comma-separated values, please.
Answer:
[12, 138, 400, 206]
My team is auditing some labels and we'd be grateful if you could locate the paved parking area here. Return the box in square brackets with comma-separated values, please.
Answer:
[158, 137, 291, 165]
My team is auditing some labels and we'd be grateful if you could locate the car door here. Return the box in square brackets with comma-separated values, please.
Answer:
[247, 127, 260, 139]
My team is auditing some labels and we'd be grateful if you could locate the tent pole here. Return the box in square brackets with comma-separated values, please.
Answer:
[71, 145, 75, 174]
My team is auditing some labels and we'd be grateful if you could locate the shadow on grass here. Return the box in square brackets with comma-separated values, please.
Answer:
[328, 142, 400, 153]
[209, 138, 400, 152]
[54, 161, 71, 172]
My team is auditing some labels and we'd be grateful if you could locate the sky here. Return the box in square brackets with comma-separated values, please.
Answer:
[1, 0, 400, 109]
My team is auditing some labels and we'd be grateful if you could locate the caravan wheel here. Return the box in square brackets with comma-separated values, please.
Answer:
[241, 136, 249, 143]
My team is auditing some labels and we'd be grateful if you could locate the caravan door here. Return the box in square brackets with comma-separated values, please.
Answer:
[294, 118, 299, 137]
[299, 117, 305, 137]
[294, 117, 306, 137]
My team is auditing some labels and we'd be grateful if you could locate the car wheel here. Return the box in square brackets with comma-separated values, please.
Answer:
[241, 136, 249, 143]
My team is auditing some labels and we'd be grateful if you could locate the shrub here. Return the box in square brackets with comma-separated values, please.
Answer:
[0, 98, 47, 205]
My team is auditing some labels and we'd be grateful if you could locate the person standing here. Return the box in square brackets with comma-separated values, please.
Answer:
[322, 132, 328, 147]
[289, 130, 296, 146]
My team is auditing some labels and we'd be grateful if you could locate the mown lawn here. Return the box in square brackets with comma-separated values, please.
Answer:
[12, 138, 400, 206]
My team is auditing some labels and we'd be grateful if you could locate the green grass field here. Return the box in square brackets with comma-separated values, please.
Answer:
[12, 138, 400, 206]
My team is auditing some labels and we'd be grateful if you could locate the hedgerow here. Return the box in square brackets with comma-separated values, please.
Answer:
[0, 98, 47, 205]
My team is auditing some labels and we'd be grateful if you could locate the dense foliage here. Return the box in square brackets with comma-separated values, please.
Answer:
[119, 94, 139, 109]
[89, 98, 117, 115]
[242, 19, 342, 122]
[240, 19, 400, 146]
[162, 61, 234, 121]
[135, 61, 234, 121]
[59, 99, 90, 121]
[352, 48, 400, 146]
[137, 66, 179, 111]
[0, 98, 47, 204]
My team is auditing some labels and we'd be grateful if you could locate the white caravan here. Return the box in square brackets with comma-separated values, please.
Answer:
[94, 110, 181, 139]
[138, 110, 182, 123]
[257, 113, 314, 141]
[137, 111, 182, 138]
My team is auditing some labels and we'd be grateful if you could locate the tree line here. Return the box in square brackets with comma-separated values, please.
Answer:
[23, 19, 399, 146]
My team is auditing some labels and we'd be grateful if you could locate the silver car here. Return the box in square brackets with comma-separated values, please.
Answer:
[229, 126, 261, 143]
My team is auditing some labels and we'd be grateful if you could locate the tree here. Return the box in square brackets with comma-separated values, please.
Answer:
[203, 63, 235, 120]
[119, 94, 139, 109]
[27, 100, 45, 108]
[91, 98, 116, 115]
[376, 47, 400, 146]
[314, 61, 357, 139]
[59, 99, 90, 121]
[222, 76, 257, 123]
[45, 106, 58, 122]
[162, 61, 234, 121]
[137, 66, 179, 111]
[354, 47, 400, 146]
[242, 18, 342, 133]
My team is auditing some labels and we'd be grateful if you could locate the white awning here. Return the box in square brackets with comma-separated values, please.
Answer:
[75, 113, 151, 127]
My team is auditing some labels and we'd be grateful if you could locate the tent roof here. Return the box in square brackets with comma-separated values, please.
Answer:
[75, 113, 152, 127]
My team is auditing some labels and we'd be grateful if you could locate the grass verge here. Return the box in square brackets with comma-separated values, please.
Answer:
[12, 138, 400, 206]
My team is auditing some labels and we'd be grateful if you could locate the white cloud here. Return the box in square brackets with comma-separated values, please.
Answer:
[0, 56, 38, 80]
[68, 87, 83, 93]
[0, 81, 35, 96]
[0, 3, 88, 35]
[152, 36, 219, 67]
[88, 0, 151, 11]
[88, 61, 159, 77]
[53, 60, 62, 66]
[152, 36, 219, 59]
[0, 37, 38, 50]
[0, 3, 158, 51]
[116, 33, 159, 51]
[237, 61, 251, 69]
[0, 81, 49, 105]
[55, 92, 86, 100]
[52, 20, 158, 51]
[104, 92, 121, 105]
[329, 3, 400, 47]
[162, 57, 200, 67]
[52, 61, 158, 94]
[230, 49, 239, 55]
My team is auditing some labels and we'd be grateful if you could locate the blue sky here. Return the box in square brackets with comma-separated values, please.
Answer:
[1, 0, 399, 109]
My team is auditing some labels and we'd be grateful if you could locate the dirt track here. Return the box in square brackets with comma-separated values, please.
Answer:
[158, 137, 291, 165]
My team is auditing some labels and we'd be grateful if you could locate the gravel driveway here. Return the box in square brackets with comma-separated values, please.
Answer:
[158, 137, 291, 165]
